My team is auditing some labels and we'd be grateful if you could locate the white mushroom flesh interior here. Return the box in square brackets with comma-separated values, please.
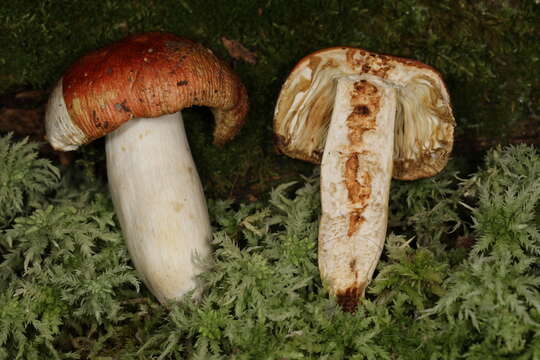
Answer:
[106, 112, 211, 303]
[319, 76, 396, 311]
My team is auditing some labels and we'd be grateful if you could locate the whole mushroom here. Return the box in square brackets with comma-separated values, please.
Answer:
[274, 47, 455, 311]
[45, 32, 248, 304]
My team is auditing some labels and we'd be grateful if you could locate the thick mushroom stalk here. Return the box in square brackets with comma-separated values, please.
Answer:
[320, 76, 396, 311]
[45, 32, 248, 303]
[274, 47, 455, 311]
[105, 113, 209, 303]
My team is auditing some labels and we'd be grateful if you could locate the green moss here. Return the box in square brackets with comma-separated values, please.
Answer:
[0, 131, 539, 358]
[1, 0, 538, 198]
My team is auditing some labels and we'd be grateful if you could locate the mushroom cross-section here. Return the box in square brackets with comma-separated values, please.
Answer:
[45, 32, 248, 304]
[273, 47, 455, 312]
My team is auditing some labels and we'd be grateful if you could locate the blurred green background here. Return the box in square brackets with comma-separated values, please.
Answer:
[1, 0, 538, 199]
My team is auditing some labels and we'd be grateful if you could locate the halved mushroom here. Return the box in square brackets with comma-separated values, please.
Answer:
[45, 32, 248, 304]
[274, 47, 455, 311]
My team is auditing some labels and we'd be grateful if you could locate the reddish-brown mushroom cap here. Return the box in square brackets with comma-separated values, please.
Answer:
[274, 47, 455, 180]
[48, 32, 248, 149]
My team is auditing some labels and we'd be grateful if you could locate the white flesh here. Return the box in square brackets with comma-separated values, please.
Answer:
[319, 76, 396, 305]
[106, 112, 211, 304]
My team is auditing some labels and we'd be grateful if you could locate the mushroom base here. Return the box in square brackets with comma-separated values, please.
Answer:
[106, 112, 211, 304]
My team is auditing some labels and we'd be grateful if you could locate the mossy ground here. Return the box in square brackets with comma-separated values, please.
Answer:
[1, 134, 539, 358]
[1, 0, 538, 198]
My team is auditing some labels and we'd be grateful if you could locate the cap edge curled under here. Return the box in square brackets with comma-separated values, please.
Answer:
[45, 78, 88, 151]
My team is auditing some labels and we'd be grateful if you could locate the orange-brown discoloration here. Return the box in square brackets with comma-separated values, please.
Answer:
[344, 156, 371, 203]
[336, 282, 367, 313]
[343, 79, 381, 236]
[346, 80, 380, 145]
[62, 32, 248, 145]
[353, 80, 378, 97]
[306, 55, 323, 72]
[347, 111, 376, 144]
[348, 206, 368, 237]
[344, 154, 372, 236]
[346, 49, 395, 79]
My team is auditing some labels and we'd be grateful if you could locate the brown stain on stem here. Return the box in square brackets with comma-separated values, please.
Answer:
[346, 80, 379, 145]
[344, 154, 371, 236]
[349, 259, 357, 271]
[336, 282, 367, 313]
[343, 79, 381, 237]
[338, 79, 384, 311]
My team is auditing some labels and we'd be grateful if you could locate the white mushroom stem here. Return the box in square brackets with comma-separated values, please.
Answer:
[106, 112, 211, 304]
[319, 76, 396, 311]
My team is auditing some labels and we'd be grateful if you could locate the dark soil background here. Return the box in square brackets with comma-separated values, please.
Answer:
[1, 0, 538, 199]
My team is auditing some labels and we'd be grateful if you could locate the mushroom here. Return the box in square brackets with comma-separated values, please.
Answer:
[45, 32, 248, 304]
[273, 47, 455, 311]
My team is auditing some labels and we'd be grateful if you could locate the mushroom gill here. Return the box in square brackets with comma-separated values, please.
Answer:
[393, 75, 455, 180]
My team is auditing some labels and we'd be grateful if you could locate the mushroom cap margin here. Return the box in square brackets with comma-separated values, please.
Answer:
[46, 32, 249, 151]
